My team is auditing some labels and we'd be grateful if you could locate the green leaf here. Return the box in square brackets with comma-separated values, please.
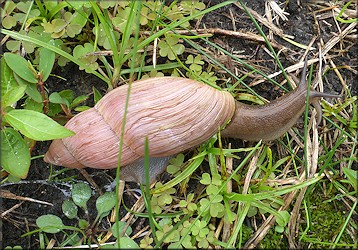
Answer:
[49, 92, 68, 106]
[62, 200, 78, 219]
[39, 47, 55, 82]
[119, 237, 140, 249]
[276, 210, 290, 227]
[1, 128, 31, 178]
[112, 7, 132, 33]
[36, 214, 64, 233]
[1, 58, 26, 107]
[70, 95, 88, 109]
[14, 74, 42, 103]
[23, 97, 43, 112]
[60, 89, 74, 105]
[111, 221, 132, 239]
[342, 167, 358, 191]
[1, 86, 26, 107]
[79, 219, 89, 229]
[93, 86, 102, 104]
[99, 1, 117, 9]
[3, 53, 37, 83]
[200, 173, 211, 185]
[2, 15, 17, 29]
[96, 192, 116, 217]
[74, 106, 90, 112]
[3, 109, 75, 140]
[72, 182, 92, 209]
[72, 43, 99, 72]
[3, 1, 17, 14]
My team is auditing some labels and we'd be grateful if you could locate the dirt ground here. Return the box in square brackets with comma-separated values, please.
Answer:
[1, 1, 356, 248]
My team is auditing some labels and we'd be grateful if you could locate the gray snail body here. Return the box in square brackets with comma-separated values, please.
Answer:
[44, 61, 339, 183]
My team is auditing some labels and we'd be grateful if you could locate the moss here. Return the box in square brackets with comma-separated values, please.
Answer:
[300, 190, 354, 248]
[259, 229, 289, 249]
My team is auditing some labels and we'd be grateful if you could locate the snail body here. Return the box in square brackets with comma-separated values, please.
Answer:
[44, 61, 339, 183]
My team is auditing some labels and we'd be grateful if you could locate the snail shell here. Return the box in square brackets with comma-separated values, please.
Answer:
[44, 77, 235, 179]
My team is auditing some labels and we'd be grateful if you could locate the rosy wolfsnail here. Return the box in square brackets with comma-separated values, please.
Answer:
[44, 59, 339, 183]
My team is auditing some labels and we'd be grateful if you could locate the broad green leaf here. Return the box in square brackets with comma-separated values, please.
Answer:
[62, 199, 78, 219]
[3, 1, 17, 14]
[36, 214, 64, 233]
[1, 85, 26, 108]
[112, 7, 132, 33]
[59, 89, 74, 105]
[276, 210, 290, 227]
[39, 47, 55, 81]
[99, 1, 117, 9]
[2, 58, 19, 99]
[73, 43, 99, 72]
[2, 15, 16, 30]
[3, 52, 37, 83]
[79, 219, 89, 229]
[49, 92, 68, 106]
[119, 237, 140, 249]
[23, 97, 43, 112]
[47, 102, 63, 117]
[96, 192, 116, 217]
[14, 73, 42, 103]
[101, 238, 139, 249]
[1, 128, 31, 178]
[72, 182, 92, 209]
[111, 221, 132, 239]
[275, 225, 285, 233]
[4, 109, 75, 140]
[342, 167, 358, 191]
[1, 58, 26, 107]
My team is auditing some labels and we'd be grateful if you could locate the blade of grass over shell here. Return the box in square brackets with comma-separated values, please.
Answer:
[143, 138, 159, 245]
[0, 29, 110, 87]
[112, 3, 143, 247]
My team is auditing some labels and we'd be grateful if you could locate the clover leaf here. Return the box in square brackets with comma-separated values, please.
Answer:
[158, 35, 185, 60]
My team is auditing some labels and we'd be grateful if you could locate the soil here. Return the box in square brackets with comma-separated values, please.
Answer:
[1, 1, 356, 249]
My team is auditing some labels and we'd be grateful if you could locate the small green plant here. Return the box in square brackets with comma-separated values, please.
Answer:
[1, 53, 75, 179]
[27, 182, 139, 248]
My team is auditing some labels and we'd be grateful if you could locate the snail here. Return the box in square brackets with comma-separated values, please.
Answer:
[44, 59, 339, 183]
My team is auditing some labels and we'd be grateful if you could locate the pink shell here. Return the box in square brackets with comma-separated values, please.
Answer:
[44, 77, 235, 170]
